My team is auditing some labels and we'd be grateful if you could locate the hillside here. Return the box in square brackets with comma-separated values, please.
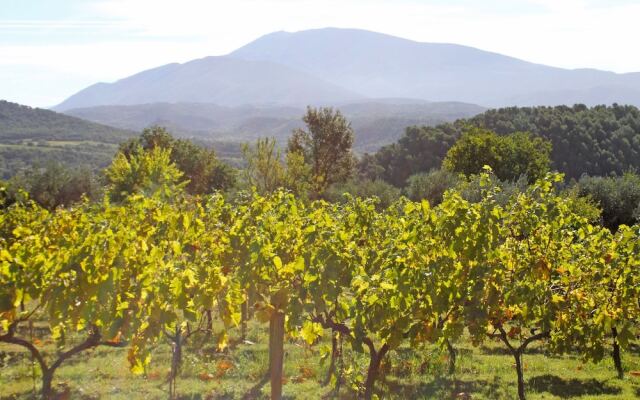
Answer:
[64, 100, 485, 152]
[0, 100, 135, 179]
[53, 56, 362, 111]
[0, 100, 133, 143]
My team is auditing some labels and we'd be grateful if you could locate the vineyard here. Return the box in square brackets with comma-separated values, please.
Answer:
[2, 171, 640, 399]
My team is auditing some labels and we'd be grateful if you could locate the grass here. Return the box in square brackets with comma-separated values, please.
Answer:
[2, 321, 640, 399]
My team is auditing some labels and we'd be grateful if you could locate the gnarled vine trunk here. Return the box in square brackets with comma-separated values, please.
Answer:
[496, 327, 550, 400]
[0, 323, 124, 400]
[512, 350, 526, 400]
[324, 329, 338, 385]
[168, 327, 183, 399]
[363, 342, 389, 400]
[611, 327, 624, 379]
[445, 338, 457, 374]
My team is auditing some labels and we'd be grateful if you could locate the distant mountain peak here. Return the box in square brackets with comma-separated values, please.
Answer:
[56, 27, 640, 111]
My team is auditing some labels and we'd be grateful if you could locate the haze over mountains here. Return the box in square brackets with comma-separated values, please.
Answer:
[55, 27, 640, 112]
[64, 100, 485, 152]
[230, 28, 640, 107]
[55, 56, 363, 111]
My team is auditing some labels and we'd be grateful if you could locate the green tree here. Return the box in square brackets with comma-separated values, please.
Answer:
[576, 172, 640, 230]
[105, 146, 185, 201]
[405, 169, 460, 205]
[241, 137, 286, 194]
[120, 126, 236, 194]
[282, 150, 312, 198]
[288, 107, 355, 197]
[241, 137, 312, 198]
[323, 179, 401, 209]
[443, 129, 551, 183]
[3, 163, 99, 210]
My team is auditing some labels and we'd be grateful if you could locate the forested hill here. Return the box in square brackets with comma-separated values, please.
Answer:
[0, 100, 135, 179]
[368, 104, 640, 186]
[0, 100, 133, 143]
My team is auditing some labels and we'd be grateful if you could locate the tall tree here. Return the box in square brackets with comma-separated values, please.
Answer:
[241, 137, 286, 194]
[288, 107, 355, 197]
[241, 137, 312, 197]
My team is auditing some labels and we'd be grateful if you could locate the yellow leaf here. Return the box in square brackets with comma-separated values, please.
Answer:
[300, 321, 323, 345]
[380, 282, 396, 291]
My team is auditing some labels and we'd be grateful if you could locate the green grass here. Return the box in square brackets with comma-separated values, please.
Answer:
[2, 321, 640, 399]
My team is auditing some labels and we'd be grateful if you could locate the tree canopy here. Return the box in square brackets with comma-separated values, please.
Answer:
[119, 126, 236, 195]
[365, 104, 640, 186]
[443, 129, 551, 183]
[288, 107, 356, 197]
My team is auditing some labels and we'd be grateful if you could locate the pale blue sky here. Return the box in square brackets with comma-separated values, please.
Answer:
[2, 0, 640, 107]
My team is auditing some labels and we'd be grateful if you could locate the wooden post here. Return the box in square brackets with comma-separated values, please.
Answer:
[269, 311, 285, 400]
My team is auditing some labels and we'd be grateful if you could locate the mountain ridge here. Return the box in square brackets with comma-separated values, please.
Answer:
[54, 55, 363, 111]
[53, 27, 640, 115]
[229, 28, 640, 106]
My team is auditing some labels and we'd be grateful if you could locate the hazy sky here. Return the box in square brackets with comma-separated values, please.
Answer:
[2, 0, 640, 107]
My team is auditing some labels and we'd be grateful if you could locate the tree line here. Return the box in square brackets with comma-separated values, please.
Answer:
[363, 104, 640, 186]
[4, 104, 640, 231]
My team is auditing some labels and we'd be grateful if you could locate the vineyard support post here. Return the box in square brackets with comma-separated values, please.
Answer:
[269, 311, 285, 400]
[241, 299, 249, 341]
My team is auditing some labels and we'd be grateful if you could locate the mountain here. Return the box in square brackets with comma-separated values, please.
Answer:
[64, 100, 486, 152]
[54, 56, 362, 111]
[0, 100, 135, 179]
[55, 28, 640, 112]
[230, 28, 640, 107]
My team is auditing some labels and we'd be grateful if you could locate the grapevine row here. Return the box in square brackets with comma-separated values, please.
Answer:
[1, 171, 639, 400]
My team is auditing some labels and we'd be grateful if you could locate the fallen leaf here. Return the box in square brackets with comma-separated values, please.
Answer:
[198, 372, 215, 381]
[215, 360, 234, 378]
